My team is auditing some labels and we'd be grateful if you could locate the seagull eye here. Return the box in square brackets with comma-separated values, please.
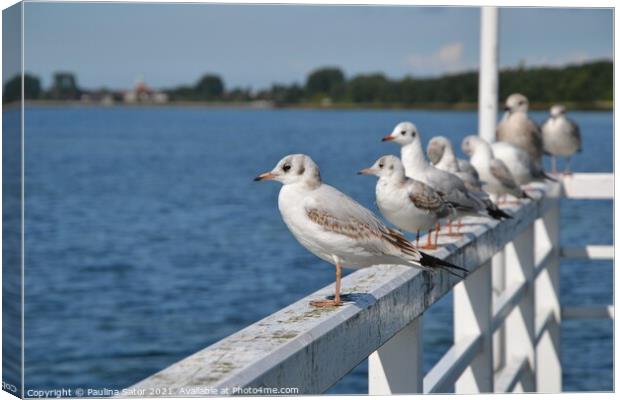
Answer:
[282, 163, 291, 172]
[378, 163, 384, 168]
[400, 131, 406, 136]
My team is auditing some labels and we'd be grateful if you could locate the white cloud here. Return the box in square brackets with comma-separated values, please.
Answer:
[405, 42, 466, 73]
[438, 42, 464, 64]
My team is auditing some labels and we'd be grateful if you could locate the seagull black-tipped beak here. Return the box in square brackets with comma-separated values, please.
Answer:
[382, 134, 394, 142]
[254, 172, 275, 181]
[357, 168, 373, 175]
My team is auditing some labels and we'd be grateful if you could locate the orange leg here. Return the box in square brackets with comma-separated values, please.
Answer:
[421, 224, 440, 250]
[446, 218, 462, 237]
[310, 261, 342, 307]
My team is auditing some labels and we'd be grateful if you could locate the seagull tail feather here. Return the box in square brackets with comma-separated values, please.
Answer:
[486, 204, 513, 220]
[418, 251, 468, 279]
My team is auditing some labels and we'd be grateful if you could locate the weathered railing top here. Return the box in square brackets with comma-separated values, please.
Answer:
[127, 174, 612, 396]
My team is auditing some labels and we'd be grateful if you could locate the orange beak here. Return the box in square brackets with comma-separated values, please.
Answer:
[254, 172, 276, 181]
[382, 134, 395, 142]
[357, 168, 374, 175]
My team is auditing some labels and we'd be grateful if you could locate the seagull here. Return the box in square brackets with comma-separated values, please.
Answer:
[491, 140, 556, 185]
[358, 155, 453, 250]
[382, 122, 511, 228]
[462, 135, 530, 201]
[427, 136, 483, 192]
[255, 154, 467, 307]
[541, 104, 582, 174]
[496, 93, 544, 165]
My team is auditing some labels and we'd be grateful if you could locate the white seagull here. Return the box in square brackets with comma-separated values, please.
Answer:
[382, 122, 511, 229]
[462, 135, 530, 201]
[426, 136, 483, 192]
[541, 104, 582, 174]
[496, 93, 544, 165]
[359, 155, 453, 249]
[491, 140, 556, 185]
[255, 154, 467, 307]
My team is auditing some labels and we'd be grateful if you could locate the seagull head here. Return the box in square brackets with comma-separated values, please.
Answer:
[382, 121, 420, 147]
[550, 104, 566, 118]
[504, 93, 529, 114]
[358, 155, 405, 180]
[461, 135, 489, 157]
[254, 154, 321, 187]
[426, 136, 451, 165]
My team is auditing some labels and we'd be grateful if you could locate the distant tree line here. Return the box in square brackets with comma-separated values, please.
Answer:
[3, 72, 83, 103]
[4, 60, 612, 106]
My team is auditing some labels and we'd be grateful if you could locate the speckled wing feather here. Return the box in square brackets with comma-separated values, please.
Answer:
[304, 185, 421, 259]
[490, 158, 520, 191]
[407, 180, 445, 212]
[306, 208, 420, 261]
[569, 118, 583, 152]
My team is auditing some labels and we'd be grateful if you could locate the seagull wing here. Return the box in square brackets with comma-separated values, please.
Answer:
[490, 158, 521, 191]
[407, 180, 445, 213]
[305, 185, 421, 260]
[527, 117, 544, 156]
[568, 118, 582, 152]
[305, 185, 467, 278]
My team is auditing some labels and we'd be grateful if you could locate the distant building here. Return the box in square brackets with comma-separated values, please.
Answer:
[124, 79, 168, 104]
[50, 72, 81, 100]
[81, 91, 116, 106]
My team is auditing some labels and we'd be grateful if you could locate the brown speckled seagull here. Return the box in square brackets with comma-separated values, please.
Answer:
[541, 104, 582, 174]
[496, 93, 544, 165]
[255, 154, 467, 307]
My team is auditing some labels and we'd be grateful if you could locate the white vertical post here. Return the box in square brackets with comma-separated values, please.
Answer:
[478, 6, 499, 143]
[454, 261, 494, 393]
[504, 226, 536, 392]
[479, 6, 504, 379]
[492, 252, 506, 373]
[534, 185, 562, 392]
[369, 317, 423, 394]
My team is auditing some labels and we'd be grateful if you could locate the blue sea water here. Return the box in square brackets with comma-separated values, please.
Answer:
[18, 106, 612, 393]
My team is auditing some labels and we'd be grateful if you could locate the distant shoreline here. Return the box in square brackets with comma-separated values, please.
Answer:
[4, 99, 614, 111]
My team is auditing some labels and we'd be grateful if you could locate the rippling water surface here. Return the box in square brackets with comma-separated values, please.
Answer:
[20, 106, 612, 393]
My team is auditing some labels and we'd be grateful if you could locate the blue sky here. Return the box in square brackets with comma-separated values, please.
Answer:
[20, 3, 613, 90]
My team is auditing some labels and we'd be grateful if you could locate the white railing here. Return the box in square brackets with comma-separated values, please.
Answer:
[126, 173, 613, 396]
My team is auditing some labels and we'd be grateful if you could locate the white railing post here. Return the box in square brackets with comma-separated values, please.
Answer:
[369, 317, 423, 394]
[478, 6, 499, 143]
[504, 225, 536, 391]
[454, 261, 494, 392]
[535, 185, 562, 391]
[492, 252, 506, 374]
[478, 7, 504, 382]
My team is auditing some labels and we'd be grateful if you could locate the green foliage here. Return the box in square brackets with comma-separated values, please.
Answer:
[499, 61, 612, 103]
[50, 72, 80, 100]
[194, 74, 224, 100]
[270, 84, 304, 104]
[3, 74, 42, 103]
[23, 60, 613, 107]
[305, 67, 345, 99]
